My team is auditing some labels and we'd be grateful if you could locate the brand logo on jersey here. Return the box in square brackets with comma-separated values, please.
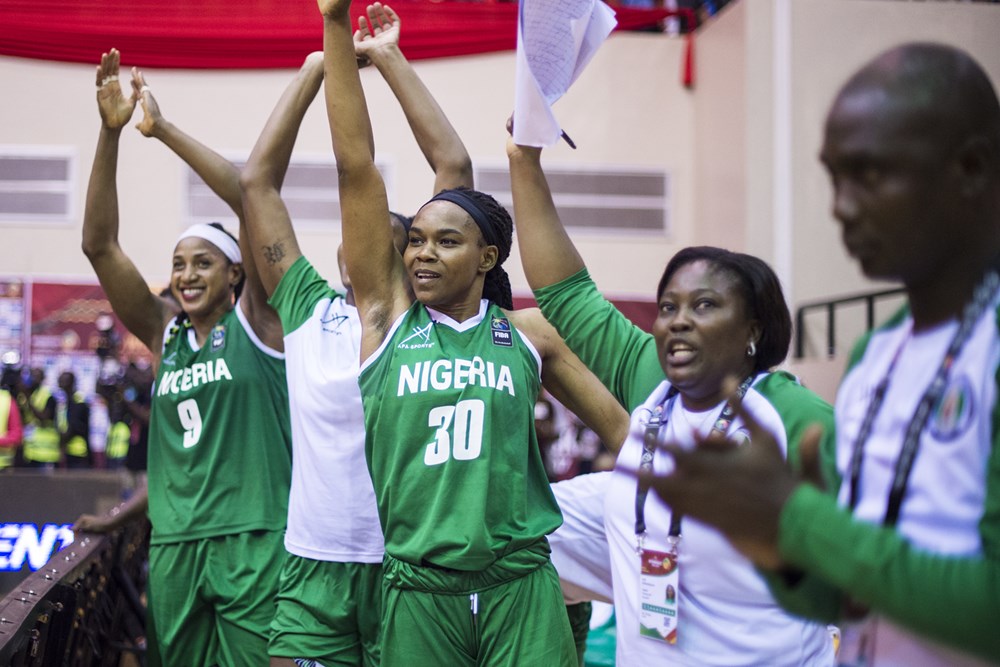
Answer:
[161, 351, 178, 368]
[397, 322, 435, 350]
[397, 357, 515, 397]
[157, 358, 234, 397]
[321, 313, 350, 335]
[929, 375, 975, 442]
[491, 316, 512, 347]
[210, 324, 226, 352]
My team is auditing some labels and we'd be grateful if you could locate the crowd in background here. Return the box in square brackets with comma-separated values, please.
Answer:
[0, 357, 152, 473]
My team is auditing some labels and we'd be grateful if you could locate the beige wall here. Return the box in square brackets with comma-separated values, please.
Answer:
[2, 0, 1000, 337]
[691, 0, 1000, 363]
[0, 34, 689, 301]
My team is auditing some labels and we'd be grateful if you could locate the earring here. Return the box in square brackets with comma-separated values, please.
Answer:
[747, 341, 757, 357]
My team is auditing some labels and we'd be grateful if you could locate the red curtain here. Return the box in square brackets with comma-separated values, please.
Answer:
[0, 0, 673, 69]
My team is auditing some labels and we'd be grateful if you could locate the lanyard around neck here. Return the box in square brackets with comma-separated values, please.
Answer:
[634, 374, 756, 544]
[846, 271, 1000, 527]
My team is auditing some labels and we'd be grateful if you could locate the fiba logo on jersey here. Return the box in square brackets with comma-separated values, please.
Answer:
[211, 324, 227, 352]
[491, 316, 512, 347]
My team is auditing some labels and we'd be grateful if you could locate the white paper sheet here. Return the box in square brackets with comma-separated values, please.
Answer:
[513, 0, 617, 147]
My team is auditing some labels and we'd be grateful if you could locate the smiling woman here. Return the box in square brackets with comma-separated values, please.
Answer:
[508, 139, 838, 666]
[79, 49, 291, 667]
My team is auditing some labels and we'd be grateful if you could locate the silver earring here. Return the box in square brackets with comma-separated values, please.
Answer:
[747, 341, 757, 357]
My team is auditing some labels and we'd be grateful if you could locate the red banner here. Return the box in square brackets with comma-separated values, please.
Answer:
[0, 0, 673, 69]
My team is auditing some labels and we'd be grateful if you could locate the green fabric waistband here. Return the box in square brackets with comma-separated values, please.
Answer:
[383, 538, 552, 595]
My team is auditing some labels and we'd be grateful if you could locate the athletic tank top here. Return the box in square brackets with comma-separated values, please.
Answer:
[359, 300, 562, 571]
[148, 304, 291, 545]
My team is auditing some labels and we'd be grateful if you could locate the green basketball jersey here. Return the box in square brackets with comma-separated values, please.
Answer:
[359, 300, 562, 571]
[148, 305, 291, 545]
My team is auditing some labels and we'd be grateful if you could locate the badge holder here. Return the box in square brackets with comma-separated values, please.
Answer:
[638, 533, 679, 644]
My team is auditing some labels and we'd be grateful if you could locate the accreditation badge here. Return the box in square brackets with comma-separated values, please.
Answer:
[837, 617, 876, 667]
[638, 548, 679, 644]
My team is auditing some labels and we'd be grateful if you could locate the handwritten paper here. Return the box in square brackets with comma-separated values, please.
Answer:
[513, 0, 617, 147]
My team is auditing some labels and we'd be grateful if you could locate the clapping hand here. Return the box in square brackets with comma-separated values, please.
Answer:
[95, 49, 136, 130]
[354, 3, 401, 68]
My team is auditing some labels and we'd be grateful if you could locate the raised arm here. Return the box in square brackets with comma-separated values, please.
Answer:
[507, 138, 662, 411]
[356, 3, 473, 193]
[82, 49, 177, 355]
[130, 69, 282, 349]
[507, 140, 586, 288]
[510, 309, 629, 454]
[321, 0, 410, 359]
[240, 53, 324, 296]
[131, 70, 243, 217]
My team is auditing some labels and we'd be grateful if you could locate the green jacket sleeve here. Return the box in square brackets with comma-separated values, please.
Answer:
[772, 473, 1000, 663]
[533, 268, 663, 413]
[755, 372, 843, 624]
[765, 303, 1000, 662]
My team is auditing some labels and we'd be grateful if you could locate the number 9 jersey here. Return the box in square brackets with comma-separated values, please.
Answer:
[359, 300, 561, 571]
[148, 304, 292, 546]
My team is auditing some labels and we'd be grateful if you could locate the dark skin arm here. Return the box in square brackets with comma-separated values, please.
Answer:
[73, 478, 149, 534]
[508, 308, 629, 454]
[507, 138, 587, 290]
[320, 0, 411, 361]
[356, 2, 473, 193]
[20, 392, 55, 423]
[82, 49, 176, 358]
[240, 52, 324, 297]
[130, 69, 283, 350]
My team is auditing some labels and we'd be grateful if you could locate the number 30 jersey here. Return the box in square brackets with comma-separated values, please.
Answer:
[148, 304, 292, 546]
[359, 300, 562, 571]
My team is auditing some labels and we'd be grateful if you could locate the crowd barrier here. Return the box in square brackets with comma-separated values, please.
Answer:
[0, 520, 149, 667]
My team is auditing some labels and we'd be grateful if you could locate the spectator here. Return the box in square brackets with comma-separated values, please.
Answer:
[19, 367, 59, 468]
[0, 383, 23, 471]
[58, 371, 92, 468]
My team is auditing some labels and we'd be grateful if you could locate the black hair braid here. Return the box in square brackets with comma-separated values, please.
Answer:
[173, 310, 190, 330]
[451, 187, 514, 309]
[485, 269, 514, 310]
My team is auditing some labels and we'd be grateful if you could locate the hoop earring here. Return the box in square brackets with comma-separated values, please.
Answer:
[747, 341, 757, 357]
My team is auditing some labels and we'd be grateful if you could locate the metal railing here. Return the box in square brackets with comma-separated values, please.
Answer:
[0, 521, 149, 666]
[794, 287, 906, 359]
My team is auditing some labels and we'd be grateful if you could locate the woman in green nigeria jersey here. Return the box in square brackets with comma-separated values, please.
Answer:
[80, 49, 291, 667]
[317, 1, 628, 666]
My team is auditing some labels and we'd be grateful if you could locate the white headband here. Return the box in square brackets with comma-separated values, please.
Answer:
[175, 224, 242, 264]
